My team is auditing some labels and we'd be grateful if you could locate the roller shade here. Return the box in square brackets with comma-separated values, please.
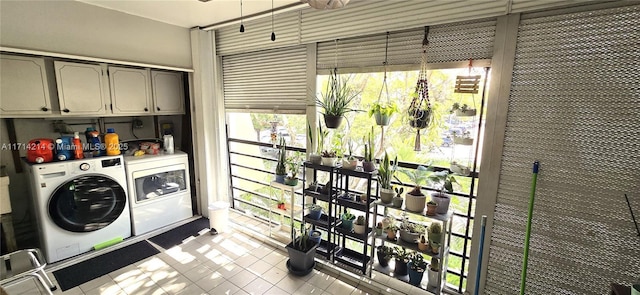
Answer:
[222, 45, 308, 112]
[484, 4, 640, 295]
[316, 19, 497, 71]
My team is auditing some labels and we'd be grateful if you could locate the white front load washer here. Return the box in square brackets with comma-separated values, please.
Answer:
[124, 151, 192, 236]
[25, 155, 131, 263]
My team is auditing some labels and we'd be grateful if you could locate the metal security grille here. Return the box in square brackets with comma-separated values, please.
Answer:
[222, 45, 308, 112]
[485, 4, 640, 295]
[316, 19, 497, 71]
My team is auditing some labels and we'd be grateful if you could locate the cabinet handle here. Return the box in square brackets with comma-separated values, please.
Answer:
[41, 107, 49, 112]
[144, 107, 148, 112]
[156, 107, 161, 111]
[63, 109, 70, 113]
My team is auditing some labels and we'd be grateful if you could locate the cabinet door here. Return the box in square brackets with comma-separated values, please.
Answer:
[108, 66, 152, 115]
[151, 70, 185, 115]
[0, 55, 53, 116]
[54, 61, 107, 116]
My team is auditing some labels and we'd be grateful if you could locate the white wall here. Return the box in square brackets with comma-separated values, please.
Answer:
[0, 0, 192, 68]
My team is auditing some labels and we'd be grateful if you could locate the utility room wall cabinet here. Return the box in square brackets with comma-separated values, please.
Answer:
[0, 55, 56, 116]
[108, 67, 153, 115]
[151, 70, 185, 115]
[54, 61, 109, 116]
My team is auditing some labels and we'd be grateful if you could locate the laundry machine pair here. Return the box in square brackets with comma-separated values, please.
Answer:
[25, 156, 131, 263]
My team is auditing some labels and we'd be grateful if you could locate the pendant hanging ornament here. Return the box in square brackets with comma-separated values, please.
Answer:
[408, 26, 433, 151]
[270, 0, 276, 41]
[239, 0, 245, 33]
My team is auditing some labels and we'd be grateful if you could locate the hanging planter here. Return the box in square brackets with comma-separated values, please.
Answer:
[450, 161, 472, 176]
[408, 27, 433, 151]
[369, 33, 399, 128]
[452, 133, 474, 145]
[450, 103, 477, 117]
[323, 115, 343, 129]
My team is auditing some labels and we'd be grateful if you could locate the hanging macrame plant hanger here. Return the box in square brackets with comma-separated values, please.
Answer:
[408, 27, 433, 151]
[376, 32, 391, 149]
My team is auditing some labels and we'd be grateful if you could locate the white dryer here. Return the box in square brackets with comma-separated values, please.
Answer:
[124, 151, 192, 236]
[25, 156, 131, 263]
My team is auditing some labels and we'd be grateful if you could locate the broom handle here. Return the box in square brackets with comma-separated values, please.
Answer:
[520, 161, 539, 295]
[474, 215, 487, 295]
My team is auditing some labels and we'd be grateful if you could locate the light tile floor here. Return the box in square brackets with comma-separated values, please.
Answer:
[3, 211, 432, 295]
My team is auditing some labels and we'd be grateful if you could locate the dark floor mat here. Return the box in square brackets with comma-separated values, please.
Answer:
[148, 218, 209, 249]
[53, 241, 159, 291]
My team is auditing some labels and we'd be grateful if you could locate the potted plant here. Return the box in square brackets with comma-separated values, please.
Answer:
[428, 222, 442, 247]
[277, 195, 286, 210]
[286, 225, 318, 273]
[398, 165, 429, 213]
[321, 150, 338, 166]
[392, 187, 404, 208]
[341, 209, 355, 230]
[407, 252, 427, 286]
[315, 69, 360, 129]
[449, 102, 477, 117]
[308, 230, 322, 245]
[376, 245, 394, 267]
[362, 127, 375, 172]
[426, 200, 438, 216]
[399, 218, 425, 244]
[377, 152, 397, 204]
[427, 169, 458, 214]
[384, 218, 398, 241]
[353, 215, 366, 235]
[308, 122, 325, 165]
[341, 140, 358, 170]
[285, 154, 300, 186]
[308, 204, 323, 220]
[275, 137, 287, 183]
[393, 246, 410, 276]
[450, 161, 472, 176]
[452, 130, 474, 145]
[368, 102, 399, 126]
[418, 235, 429, 252]
[428, 257, 440, 288]
[375, 222, 384, 236]
[430, 241, 441, 254]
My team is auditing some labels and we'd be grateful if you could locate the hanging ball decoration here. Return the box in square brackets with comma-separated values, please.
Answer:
[240, 24, 245, 33]
[301, 0, 350, 9]
[271, 32, 276, 41]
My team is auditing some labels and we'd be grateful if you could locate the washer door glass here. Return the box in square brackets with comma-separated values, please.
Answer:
[49, 175, 127, 232]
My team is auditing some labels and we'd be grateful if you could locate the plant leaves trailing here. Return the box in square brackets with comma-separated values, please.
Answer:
[316, 68, 360, 117]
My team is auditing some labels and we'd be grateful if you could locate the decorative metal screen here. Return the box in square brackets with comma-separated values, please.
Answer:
[316, 19, 497, 70]
[485, 4, 640, 295]
[222, 45, 308, 112]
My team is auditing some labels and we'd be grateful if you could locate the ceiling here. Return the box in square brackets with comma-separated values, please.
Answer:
[75, 0, 303, 28]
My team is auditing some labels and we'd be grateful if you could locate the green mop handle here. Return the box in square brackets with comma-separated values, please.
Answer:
[520, 161, 539, 295]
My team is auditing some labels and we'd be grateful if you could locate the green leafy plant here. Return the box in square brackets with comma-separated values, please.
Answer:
[408, 253, 427, 272]
[394, 246, 410, 263]
[378, 245, 395, 260]
[368, 102, 399, 117]
[427, 169, 458, 194]
[450, 102, 475, 113]
[397, 165, 429, 196]
[275, 137, 287, 175]
[292, 224, 314, 251]
[315, 69, 360, 117]
[377, 152, 398, 190]
[342, 209, 355, 221]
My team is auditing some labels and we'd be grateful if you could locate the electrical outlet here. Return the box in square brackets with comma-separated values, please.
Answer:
[133, 119, 144, 129]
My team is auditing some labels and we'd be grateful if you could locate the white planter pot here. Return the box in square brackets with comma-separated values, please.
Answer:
[321, 157, 338, 166]
[309, 153, 322, 165]
[427, 267, 439, 288]
[379, 188, 394, 204]
[341, 158, 358, 170]
[353, 223, 366, 235]
[405, 193, 426, 213]
[431, 192, 451, 214]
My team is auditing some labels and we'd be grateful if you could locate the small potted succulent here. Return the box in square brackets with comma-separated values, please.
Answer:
[353, 215, 366, 235]
[308, 122, 326, 165]
[375, 222, 384, 236]
[384, 218, 398, 241]
[407, 252, 427, 286]
[393, 246, 410, 276]
[392, 187, 404, 208]
[449, 102, 477, 117]
[418, 234, 429, 252]
[341, 140, 358, 170]
[307, 204, 323, 220]
[428, 257, 440, 288]
[321, 150, 338, 166]
[399, 217, 425, 244]
[277, 195, 286, 210]
[377, 245, 394, 267]
[428, 223, 442, 249]
[308, 230, 322, 245]
[452, 130, 474, 145]
[426, 200, 438, 216]
[368, 102, 399, 126]
[377, 152, 397, 204]
[341, 209, 356, 230]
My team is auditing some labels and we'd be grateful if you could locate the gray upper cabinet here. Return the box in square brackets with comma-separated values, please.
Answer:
[54, 61, 108, 116]
[0, 55, 53, 116]
[108, 66, 152, 115]
[151, 70, 185, 115]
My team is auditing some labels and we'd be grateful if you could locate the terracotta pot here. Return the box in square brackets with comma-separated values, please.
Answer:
[426, 203, 438, 216]
[418, 240, 429, 252]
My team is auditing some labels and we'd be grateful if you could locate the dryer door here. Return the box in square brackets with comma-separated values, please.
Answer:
[49, 175, 127, 232]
